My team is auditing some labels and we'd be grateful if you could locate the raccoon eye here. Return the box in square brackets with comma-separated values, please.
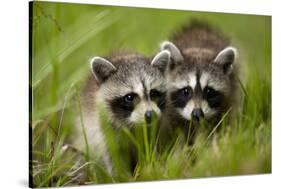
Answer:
[124, 93, 135, 103]
[150, 89, 161, 99]
[181, 87, 192, 97]
[205, 87, 219, 99]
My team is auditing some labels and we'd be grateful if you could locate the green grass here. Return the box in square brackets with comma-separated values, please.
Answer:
[30, 1, 271, 187]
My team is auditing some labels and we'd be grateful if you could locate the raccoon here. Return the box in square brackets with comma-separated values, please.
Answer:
[158, 21, 239, 133]
[72, 51, 169, 174]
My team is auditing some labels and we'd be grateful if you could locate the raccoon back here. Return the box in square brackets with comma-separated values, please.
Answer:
[171, 20, 230, 54]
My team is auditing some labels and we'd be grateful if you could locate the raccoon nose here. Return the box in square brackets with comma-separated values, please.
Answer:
[192, 108, 204, 121]
[145, 111, 153, 124]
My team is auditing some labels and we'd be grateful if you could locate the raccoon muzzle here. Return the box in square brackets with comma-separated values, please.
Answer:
[191, 108, 204, 121]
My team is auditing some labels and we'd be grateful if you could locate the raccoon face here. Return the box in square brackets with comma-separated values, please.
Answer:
[160, 41, 237, 121]
[90, 52, 170, 127]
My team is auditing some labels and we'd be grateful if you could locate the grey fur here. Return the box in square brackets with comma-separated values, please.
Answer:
[160, 41, 184, 62]
[159, 22, 239, 133]
[72, 52, 168, 175]
[90, 57, 117, 82]
[214, 47, 237, 74]
[151, 50, 171, 72]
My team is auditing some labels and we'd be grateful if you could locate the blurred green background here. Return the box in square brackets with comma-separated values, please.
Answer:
[31, 1, 271, 187]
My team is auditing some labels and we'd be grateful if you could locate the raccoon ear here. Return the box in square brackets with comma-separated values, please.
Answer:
[90, 57, 117, 82]
[214, 47, 237, 74]
[151, 50, 171, 72]
[160, 41, 184, 62]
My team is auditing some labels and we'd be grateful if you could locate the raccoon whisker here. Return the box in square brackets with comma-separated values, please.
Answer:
[157, 99, 167, 107]
[114, 119, 132, 129]
[159, 99, 175, 106]
[216, 107, 229, 114]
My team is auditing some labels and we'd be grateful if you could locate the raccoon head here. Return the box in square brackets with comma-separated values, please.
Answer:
[90, 52, 169, 127]
[160, 41, 237, 122]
